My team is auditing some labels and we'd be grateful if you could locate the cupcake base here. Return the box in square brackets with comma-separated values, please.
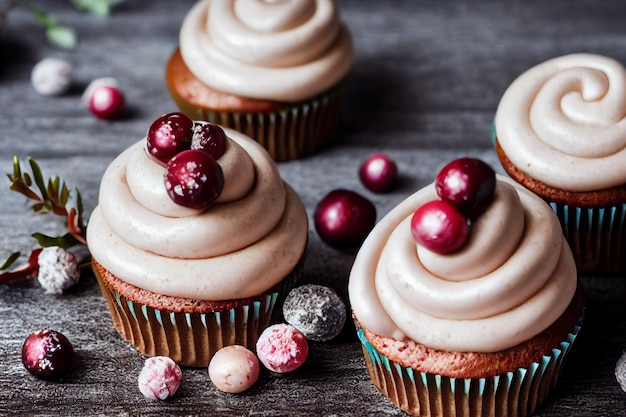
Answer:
[166, 48, 346, 162]
[93, 258, 300, 367]
[357, 323, 582, 417]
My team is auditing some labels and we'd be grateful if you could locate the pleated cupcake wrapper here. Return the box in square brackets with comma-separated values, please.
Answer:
[173, 83, 345, 162]
[550, 202, 626, 274]
[96, 275, 278, 368]
[357, 324, 581, 417]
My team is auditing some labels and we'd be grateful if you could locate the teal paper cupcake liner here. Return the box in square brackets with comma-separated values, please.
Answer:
[357, 323, 581, 417]
[174, 83, 345, 162]
[100, 282, 278, 368]
[550, 202, 626, 274]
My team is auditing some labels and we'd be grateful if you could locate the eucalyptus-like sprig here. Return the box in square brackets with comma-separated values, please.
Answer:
[0, 0, 124, 49]
[0, 156, 87, 282]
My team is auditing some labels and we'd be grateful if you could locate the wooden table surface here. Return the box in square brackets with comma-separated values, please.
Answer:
[1, 1, 626, 416]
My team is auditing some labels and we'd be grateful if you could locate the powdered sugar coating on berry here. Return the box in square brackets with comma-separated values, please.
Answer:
[256, 323, 308, 373]
[283, 284, 347, 341]
[37, 247, 80, 294]
[616, 352, 626, 392]
[208, 345, 259, 393]
[31, 57, 73, 96]
[137, 356, 182, 400]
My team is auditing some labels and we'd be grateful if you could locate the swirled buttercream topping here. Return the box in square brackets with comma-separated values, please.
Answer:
[495, 53, 626, 191]
[87, 128, 308, 300]
[348, 177, 577, 353]
[179, 0, 353, 102]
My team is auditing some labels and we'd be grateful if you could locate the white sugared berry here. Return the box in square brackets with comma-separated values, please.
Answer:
[30, 58, 73, 96]
[137, 356, 182, 400]
[37, 247, 80, 294]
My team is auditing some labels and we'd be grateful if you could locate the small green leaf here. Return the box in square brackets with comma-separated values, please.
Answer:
[0, 252, 21, 271]
[47, 26, 77, 50]
[32, 232, 81, 249]
[23, 172, 32, 187]
[28, 157, 47, 200]
[60, 183, 70, 206]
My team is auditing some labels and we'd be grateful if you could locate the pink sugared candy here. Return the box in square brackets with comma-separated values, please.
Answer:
[137, 356, 182, 400]
[256, 323, 309, 373]
[208, 345, 260, 393]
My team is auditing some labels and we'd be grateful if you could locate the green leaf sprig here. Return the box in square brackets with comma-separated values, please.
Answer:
[7, 156, 87, 249]
[1, 156, 88, 283]
[0, 0, 125, 49]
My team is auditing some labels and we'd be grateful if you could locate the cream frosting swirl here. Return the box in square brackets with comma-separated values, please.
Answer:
[87, 128, 308, 300]
[348, 177, 577, 353]
[178, 0, 353, 102]
[495, 53, 626, 191]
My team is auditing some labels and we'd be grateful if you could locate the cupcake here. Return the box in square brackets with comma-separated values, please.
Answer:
[348, 158, 584, 417]
[86, 113, 308, 367]
[493, 53, 626, 273]
[165, 0, 354, 161]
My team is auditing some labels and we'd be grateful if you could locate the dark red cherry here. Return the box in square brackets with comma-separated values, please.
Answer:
[410, 200, 468, 254]
[435, 157, 496, 218]
[147, 112, 194, 165]
[22, 329, 74, 379]
[191, 122, 227, 160]
[88, 85, 125, 120]
[359, 153, 398, 193]
[164, 149, 224, 210]
[314, 189, 376, 249]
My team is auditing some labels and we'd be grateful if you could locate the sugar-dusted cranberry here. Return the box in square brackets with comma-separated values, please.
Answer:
[21, 329, 74, 379]
[88, 85, 125, 120]
[359, 153, 398, 193]
[410, 200, 469, 254]
[435, 157, 496, 218]
[191, 122, 227, 160]
[147, 112, 194, 165]
[314, 189, 377, 249]
[164, 149, 224, 210]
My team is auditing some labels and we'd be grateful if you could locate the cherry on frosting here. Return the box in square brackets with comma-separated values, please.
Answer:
[191, 122, 227, 160]
[147, 112, 194, 165]
[435, 157, 496, 219]
[410, 199, 469, 254]
[164, 149, 224, 210]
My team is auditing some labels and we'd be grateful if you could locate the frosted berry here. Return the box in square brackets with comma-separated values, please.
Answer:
[147, 112, 194, 165]
[137, 356, 182, 400]
[283, 284, 347, 342]
[88, 85, 125, 119]
[164, 149, 224, 210]
[435, 157, 496, 218]
[359, 153, 398, 193]
[314, 189, 376, 249]
[22, 329, 74, 379]
[208, 345, 260, 393]
[256, 324, 308, 373]
[411, 200, 469, 254]
[191, 122, 227, 160]
[30, 57, 73, 96]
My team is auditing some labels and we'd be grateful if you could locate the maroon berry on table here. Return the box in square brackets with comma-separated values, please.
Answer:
[359, 153, 398, 193]
[21, 329, 74, 379]
[191, 122, 227, 160]
[314, 189, 377, 249]
[410, 200, 469, 254]
[435, 157, 496, 218]
[147, 112, 194, 165]
[88, 85, 125, 120]
[164, 149, 224, 210]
